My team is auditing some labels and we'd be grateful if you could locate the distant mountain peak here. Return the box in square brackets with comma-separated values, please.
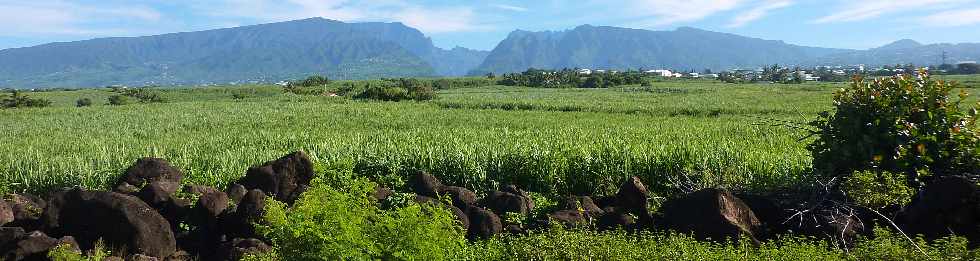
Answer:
[876, 39, 923, 50]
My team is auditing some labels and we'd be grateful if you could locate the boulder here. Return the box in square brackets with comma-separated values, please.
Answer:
[158, 197, 192, 233]
[597, 209, 637, 231]
[2, 231, 67, 261]
[482, 185, 534, 216]
[548, 210, 590, 227]
[372, 186, 393, 202]
[138, 181, 180, 207]
[0, 227, 26, 251]
[226, 184, 247, 205]
[164, 250, 192, 261]
[3, 194, 45, 230]
[659, 188, 762, 243]
[900, 176, 980, 243]
[129, 254, 160, 261]
[237, 151, 315, 204]
[737, 193, 788, 239]
[561, 196, 603, 215]
[798, 210, 866, 246]
[183, 185, 221, 197]
[114, 182, 140, 195]
[0, 201, 12, 226]
[467, 207, 502, 240]
[615, 177, 650, 218]
[195, 190, 229, 220]
[448, 205, 470, 229]
[439, 186, 477, 210]
[217, 238, 271, 261]
[118, 158, 183, 187]
[221, 189, 266, 239]
[43, 188, 176, 258]
[409, 171, 443, 198]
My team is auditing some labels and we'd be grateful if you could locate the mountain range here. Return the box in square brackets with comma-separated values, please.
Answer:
[0, 18, 976, 88]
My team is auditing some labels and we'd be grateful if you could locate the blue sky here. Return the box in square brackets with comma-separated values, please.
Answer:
[0, 0, 978, 51]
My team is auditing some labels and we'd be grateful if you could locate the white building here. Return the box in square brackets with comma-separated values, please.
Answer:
[578, 69, 592, 75]
[645, 69, 673, 77]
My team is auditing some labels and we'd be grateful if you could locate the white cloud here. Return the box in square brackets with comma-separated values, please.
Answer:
[920, 7, 980, 26]
[0, 1, 162, 36]
[491, 4, 529, 12]
[198, 0, 486, 34]
[628, 0, 744, 26]
[728, 0, 793, 28]
[812, 0, 969, 24]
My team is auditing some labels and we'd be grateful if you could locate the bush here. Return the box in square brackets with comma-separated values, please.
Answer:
[48, 240, 110, 261]
[1, 91, 52, 108]
[256, 163, 466, 260]
[808, 73, 980, 188]
[75, 98, 93, 107]
[842, 170, 914, 209]
[353, 79, 436, 101]
[295, 75, 331, 87]
[106, 95, 132, 106]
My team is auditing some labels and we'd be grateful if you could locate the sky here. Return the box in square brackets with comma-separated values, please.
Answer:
[0, 0, 978, 51]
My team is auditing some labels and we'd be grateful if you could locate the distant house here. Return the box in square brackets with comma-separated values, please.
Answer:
[578, 69, 593, 75]
[703, 74, 719, 78]
[645, 69, 673, 77]
[687, 72, 700, 78]
[672, 73, 683, 78]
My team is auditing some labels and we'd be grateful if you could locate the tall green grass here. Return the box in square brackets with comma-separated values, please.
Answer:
[0, 82, 829, 197]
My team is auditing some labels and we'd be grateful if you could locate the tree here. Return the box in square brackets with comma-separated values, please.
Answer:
[957, 63, 979, 74]
[76, 98, 93, 107]
[106, 95, 132, 106]
[1, 90, 52, 108]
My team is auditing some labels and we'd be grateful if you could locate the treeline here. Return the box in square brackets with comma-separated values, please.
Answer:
[498, 68, 646, 88]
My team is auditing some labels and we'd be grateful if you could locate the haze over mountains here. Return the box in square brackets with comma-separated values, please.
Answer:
[0, 17, 976, 88]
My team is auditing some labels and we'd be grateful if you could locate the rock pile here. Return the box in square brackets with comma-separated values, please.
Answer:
[0, 152, 310, 260]
[4, 152, 980, 260]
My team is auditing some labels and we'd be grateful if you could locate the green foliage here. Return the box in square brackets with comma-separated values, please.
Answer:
[48, 240, 110, 261]
[809, 73, 980, 187]
[462, 228, 976, 260]
[353, 78, 436, 101]
[75, 98, 92, 107]
[106, 95, 132, 106]
[295, 75, 331, 87]
[498, 69, 645, 88]
[256, 163, 466, 260]
[1, 91, 52, 108]
[843, 170, 914, 209]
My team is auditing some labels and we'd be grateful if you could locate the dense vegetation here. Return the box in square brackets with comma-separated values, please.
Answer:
[498, 69, 646, 88]
[5, 74, 980, 260]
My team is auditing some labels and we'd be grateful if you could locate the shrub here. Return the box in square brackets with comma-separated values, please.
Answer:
[808, 73, 980, 188]
[75, 98, 93, 107]
[123, 89, 165, 103]
[842, 170, 914, 209]
[106, 95, 132, 106]
[256, 163, 466, 260]
[1, 91, 52, 108]
[295, 75, 331, 87]
[48, 240, 110, 261]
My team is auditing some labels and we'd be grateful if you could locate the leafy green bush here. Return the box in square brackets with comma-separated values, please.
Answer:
[842, 170, 914, 209]
[809, 73, 980, 187]
[48, 240, 110, 261]
[1, 91, 52, 108]
[75, 98, 93, 107]
[256, 163, 466, 260]
[106, 95, 132, 106]
[295, 75, 331, 87]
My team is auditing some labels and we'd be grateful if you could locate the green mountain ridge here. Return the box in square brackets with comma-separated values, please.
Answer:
[0, 18, 486, 88]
